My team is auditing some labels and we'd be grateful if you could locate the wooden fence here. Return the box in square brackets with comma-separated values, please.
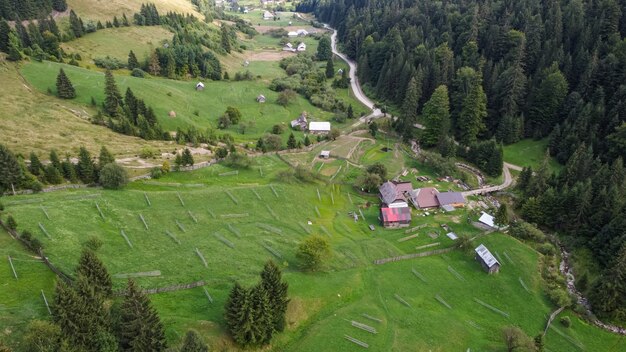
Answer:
[373, 247, 455, 265]
[115, 280, 206, 296]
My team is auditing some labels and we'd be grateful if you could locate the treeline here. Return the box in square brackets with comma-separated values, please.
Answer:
[0, 0, 66, 20]
[300, 0, 625, 162]
[0, 144, 129, 195]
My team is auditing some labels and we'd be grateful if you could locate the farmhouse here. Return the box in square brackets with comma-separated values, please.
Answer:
[308, 121, 331, 134]
[475, 244, 500, 274]
[297, 42, 307, 52]
[256, 94, 266, 103]
[380, 206, 411, 228]
[436, 191, 465, 208]
[379, 181, 413, 208]
[195, 82, 205, 91]
[291, 112, 308, 131]
[283, 43, 296, 52]
[413, 187, 440, 209]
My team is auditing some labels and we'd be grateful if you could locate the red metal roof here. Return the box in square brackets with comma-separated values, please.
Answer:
[380, 207, 411, 223]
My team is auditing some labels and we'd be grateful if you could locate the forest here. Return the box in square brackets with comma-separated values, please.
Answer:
[298, 0, 626, 322]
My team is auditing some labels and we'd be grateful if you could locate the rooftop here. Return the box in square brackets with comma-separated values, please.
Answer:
[414, 187, 439, 208]
[436, 191, 465, 205]
[309, 121, 331, 131]
[380, 206, 411, 223]
[380, 181, 412, 205]
[475, 244, 500, 268]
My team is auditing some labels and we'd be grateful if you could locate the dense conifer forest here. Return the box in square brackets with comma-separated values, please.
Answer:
[298, 0, 626, 322]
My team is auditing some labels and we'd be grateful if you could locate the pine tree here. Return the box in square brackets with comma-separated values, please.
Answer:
[303, 135, 311, 146]
[0, 19, 10, 53]
[76, 248, 112, 297]
[347, 104, 354, 119]
[112, 16, 120, 28]
[148, 50, 161, 76]
[103, 70, 121, 117]
[287, 133, 297, 149]
[44, 164, 63, 184]
[77, 146, 95, 183]
[119, 279, 167, 351]
[494, 204, 509, 227]
[28, 152, 43, 176]
[221, 24, 231, 53]
[0, 144, 23, 193]
[316, 36, 332, 60]
[98, 146, 115, 170]
[401, 72, 423, 124]
[224, 283, 248, 344]
[181, 148, 194, 166]
[56, 68, 76, 99]
[260, 260, 289, 332]
[457, 77, 487, 145]
[249, 284, 274, 345]
[69, 10, 83, 38]
[421, 85, 450, 147]
[325, 58, 334, 79]
[179, 330, 208, 352]
[127, 50, 139, 70]
[52, 0, 68, 12]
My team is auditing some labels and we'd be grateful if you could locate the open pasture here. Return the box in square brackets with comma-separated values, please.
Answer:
[2, 155, 621, 350]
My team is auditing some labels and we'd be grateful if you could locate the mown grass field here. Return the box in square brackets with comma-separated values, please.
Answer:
[2, 151, 623, 351]
[503, 138, 563, 172]
[61, 26, 172, 64]
[66, 0, 202, 21]
[0, 61, 170, 157]
[20, 60, 365, 144]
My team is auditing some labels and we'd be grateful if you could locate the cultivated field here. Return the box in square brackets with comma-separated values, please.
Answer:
[2, 153, 622, 351]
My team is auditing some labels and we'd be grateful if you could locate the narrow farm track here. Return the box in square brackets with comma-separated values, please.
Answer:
[462, 162, 520, 197]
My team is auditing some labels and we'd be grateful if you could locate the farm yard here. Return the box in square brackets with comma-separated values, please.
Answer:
[2, 152, 622, 351]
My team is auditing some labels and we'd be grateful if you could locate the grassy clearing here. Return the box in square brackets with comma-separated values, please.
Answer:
[66, 0, 201, 21]
[61, 26, 172, 64]
[503, 138, 562, 172]
[20, 61, 362, 144]
[2, 153, 621, 350]
[0, 61, 169, 157]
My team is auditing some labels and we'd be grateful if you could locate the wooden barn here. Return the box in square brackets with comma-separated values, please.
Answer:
[380, 206, 411, 228]
[474, 244, 500, 274]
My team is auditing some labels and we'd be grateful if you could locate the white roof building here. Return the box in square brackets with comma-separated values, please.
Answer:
[478, 212, 496, 228]
[296, 29, 309, 36]
[475, 244, 500, 269]
[288, 31, 298, 37]
[263, 11, 274, 20]
[297, 42, 306, 51]
[308, 121, 331, 133]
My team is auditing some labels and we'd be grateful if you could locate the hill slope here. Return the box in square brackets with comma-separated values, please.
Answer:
[66, 0, 202, 21]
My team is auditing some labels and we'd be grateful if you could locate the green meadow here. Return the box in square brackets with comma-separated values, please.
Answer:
[503, 138, 563, 172]
[2, 151, 622, 351]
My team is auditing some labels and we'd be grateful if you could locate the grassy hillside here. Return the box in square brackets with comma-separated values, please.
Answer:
[503, 139, 563, 172]
[66, 0, 202, 21]
[20, 61, 366, 143]
[0, 61, 170, 157]
[61, 26, 172, 64]
[2, 150, 622, 351]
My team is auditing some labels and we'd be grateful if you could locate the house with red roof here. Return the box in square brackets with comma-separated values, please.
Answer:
[413, 187, 440, 209]
[379, 181, 413, 227]
[380, 207, 411, 228]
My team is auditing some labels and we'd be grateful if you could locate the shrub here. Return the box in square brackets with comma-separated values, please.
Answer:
[510, 221, 547, 243]
[223, 153, 253, 169]
[150, 167, 163, 179]
[297, 235, 331, 271]
[560, 316, 571, 328]
[139, 146, 156, 159]
[272, 124, 285, 135]
[131, 68, 146, 78]
[294, 165, 317, 183]
[84, 236, 103, 251]
[215, 147, 228, 159]
[537, 243, 556, 256]
[93, 56, 125, 69]
[277, 89, 297, 106]
[6, 215, 17, 230]
[99, 163, 129, 190]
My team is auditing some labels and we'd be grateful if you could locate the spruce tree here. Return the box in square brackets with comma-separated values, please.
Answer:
[401, 73, 423, 126]
[77, 146, 95, 183]
[0, 19, 10, 53]
[224, 282, 247, 344]
[98, 146, 115, 170]
[494, 204, 509, 227]
[0, 144, 23, 193]
[44, 164, 63, 184]
[347, 104, 354, 119]
[316, 36, 331, 60]
[325, 58, 334, 79]
[457, 74, 487, 145]
[249, 284, 274, 345]
[181, 148, 194, 166]
[56, 68, 76, 99]
[51, 0, 68, 12]
[260, 260, 289, 332]
[421, 85, 450, 147]
[76, 248, 112, 297]
[119, 279, 167, 351]
[180, 330, 208, 352]
[127, 50, 139, 70]
[221, 24, 231, 53]
[28, 152, 43, 176]
[287, 133, 297, 149]
[69, 10, 83, 38]
[303, 135, 311, 146]
[103, 70, 122, 117]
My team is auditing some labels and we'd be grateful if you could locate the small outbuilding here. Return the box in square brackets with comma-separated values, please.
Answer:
[297, 42, 307, 52]
[478, 212, 497, 229]
[308, 121, 331, 134]
[263, 11, 274, 20]
[291, 112, 308, 131]
[287, 31, 298, 37]
[320, 150, 330, 159]
[256, 94, 266, 103]
[436, 191, 466, 208]
[475, 244, 500, 274]
[413, 187, 440, 209]
[380, 206, 411, 228]
[195, 82, 205, 91]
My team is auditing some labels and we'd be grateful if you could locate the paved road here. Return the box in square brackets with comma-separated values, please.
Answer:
[462, 162, 520, 196]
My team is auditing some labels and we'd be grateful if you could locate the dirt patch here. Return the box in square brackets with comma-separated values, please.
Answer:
[246, 50, 294, 61]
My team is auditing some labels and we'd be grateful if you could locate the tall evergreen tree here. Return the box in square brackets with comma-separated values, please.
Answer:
[0, 19, 10, 52]
[76, 248, 112, 297]
[249, 284, 274, 345]
[98, 146, 115, 170]
[56, 68, 76, 99]
[260, 260, 289, 332]
[181, 148, 194, 166]
[103, 70, 122, 117]
[220, 24, 231, 53]
[287, 133, 297, 149]
[28, 152, 43, 176]
[118, 279, 167, 351]
[325, 58, 334, 79]
[316, 36, 332, 60]
[401, 71, 423, 126]
[180, 330, 208, 352]
[494, 204, 509, 227]
[51, 0, 67, 12]
[69, 10, 83, 38]
[77, 146, 95, 183]
[224, 283, 248, 344]
[127, 50, 139, 70]
[0, 144, 23, 193]
[457, 72, 487, 145]
[421, 85, 450, 147]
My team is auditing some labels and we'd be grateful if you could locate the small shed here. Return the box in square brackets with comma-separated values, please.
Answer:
[308, 121, 331, 134]
[297, 42, 307, 52]
[256, 94, 266, 103]
[478, 212, 496, 229]
[337, 68, 344, 75]
[287, 31, 298, 37]
[263, 11, 274, 20]
[475, 244, 500, 274]
[195, 82, 205, 91]
[320, 150, 330, 159]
